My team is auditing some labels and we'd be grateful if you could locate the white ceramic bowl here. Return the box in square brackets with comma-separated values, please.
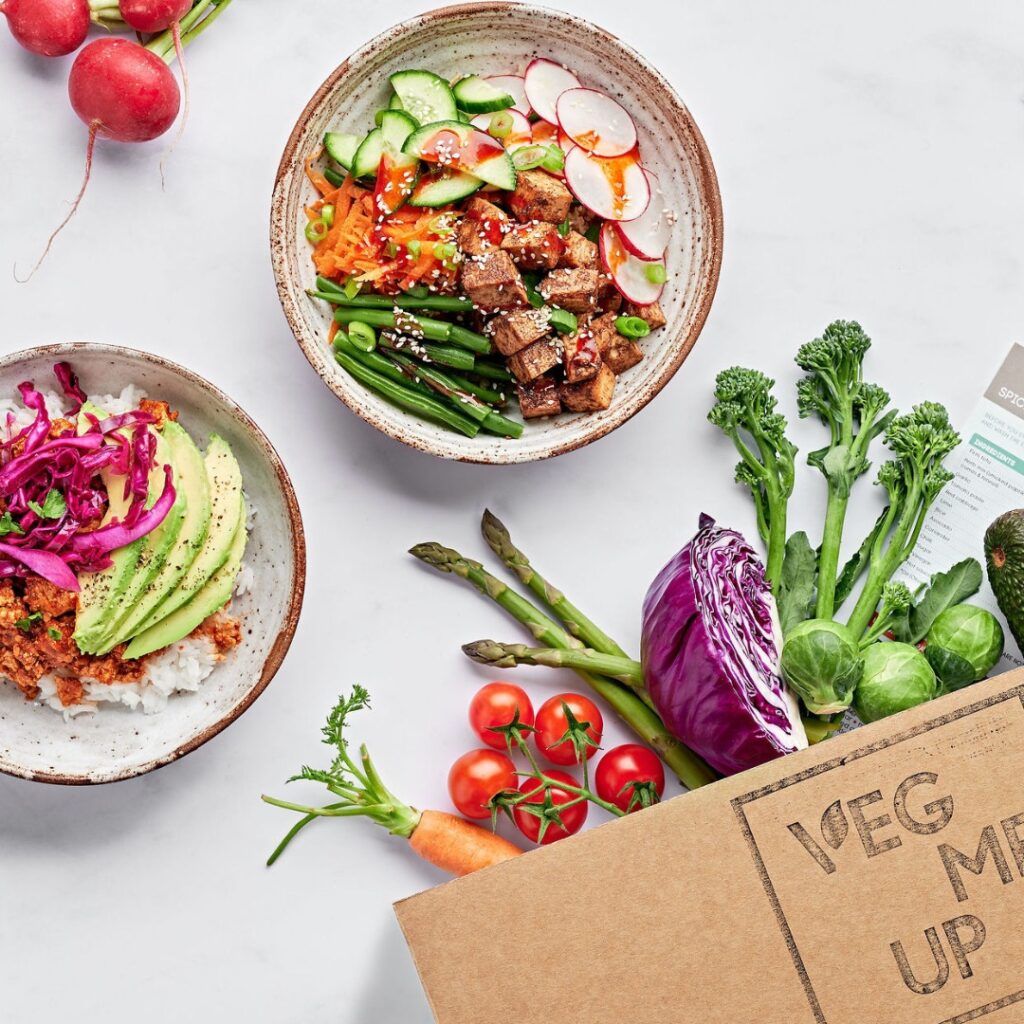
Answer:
[271, 1, 723, 463]
[0, 344, 305, 784]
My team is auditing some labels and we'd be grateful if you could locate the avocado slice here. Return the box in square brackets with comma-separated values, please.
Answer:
[132, 435, 243, 635]
[985, 509, 1024, 652]
[74, 406, 173, 655]
[102, 420, 211, 652]
[123, 498, 247, 660]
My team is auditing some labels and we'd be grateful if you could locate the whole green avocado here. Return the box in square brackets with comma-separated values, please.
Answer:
[984, 509, 1024, 651]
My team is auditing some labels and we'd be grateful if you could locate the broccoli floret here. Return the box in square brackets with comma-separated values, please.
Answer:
[708, 367, 796, 589]
[795, 321, 896, 618]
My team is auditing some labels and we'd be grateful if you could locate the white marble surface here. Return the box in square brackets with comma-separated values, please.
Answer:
[1, 2, 1023, 1021]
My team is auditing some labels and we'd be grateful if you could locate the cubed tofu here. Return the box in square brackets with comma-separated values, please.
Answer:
[560, 363, 616, 412]
[490, 308, 551, 356]
[508, 169, 573, 225]
[562, 324, 602, 383]
[567, 203, 595, 236]
[507, 338, 561, 383]
[538, 267, 600, 314]
[516, 376, 561, 419]
[501, 222, 564, 271]
[624, 300, 667, 330]
[591, 312, 643, 374]
[558, 230, 598, 269]
[460, 251, 528, 311]
[455, 196, 509, 257]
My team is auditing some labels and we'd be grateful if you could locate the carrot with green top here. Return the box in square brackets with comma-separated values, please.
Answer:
[262, 687, 522, 877]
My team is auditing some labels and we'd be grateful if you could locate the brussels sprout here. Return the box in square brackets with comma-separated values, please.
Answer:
[780, 619, 864, 715]
[924, 604, 1004, 693]
[853, 642, 936, 723]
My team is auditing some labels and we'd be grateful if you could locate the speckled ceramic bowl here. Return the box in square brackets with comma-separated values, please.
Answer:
[0, 344, 305, 785]
[272, 1, 722, 464]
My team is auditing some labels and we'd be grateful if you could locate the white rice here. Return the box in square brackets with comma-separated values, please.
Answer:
[0, 382, 254, 719]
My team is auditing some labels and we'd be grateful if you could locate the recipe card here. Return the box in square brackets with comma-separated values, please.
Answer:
[897, 343, 1024, 671]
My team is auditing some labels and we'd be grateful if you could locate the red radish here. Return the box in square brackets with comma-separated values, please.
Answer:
[1, 0, 89, 57]
[615, 169, 672, 259]
[523, 57, 581, 124]
[564, 145, 650, 222]
[600, 222, 666, 304]
[118, 0, 189, 32]
[471, 108, 532, 147]
[485, 73, 530, 116]
[556, 87, 637, 158]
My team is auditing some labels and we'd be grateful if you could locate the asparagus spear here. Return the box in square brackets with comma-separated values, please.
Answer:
[410, 543, 716, 790]
[481, 510, 630, 659]
[464, 640, 644, 690]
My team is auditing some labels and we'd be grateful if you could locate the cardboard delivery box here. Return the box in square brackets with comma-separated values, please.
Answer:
[396, 668, 1024, 1024]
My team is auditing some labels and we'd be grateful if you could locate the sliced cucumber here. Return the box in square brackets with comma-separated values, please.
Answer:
[388, 92, 407, 113]
[457, 110, 471, 123]
[408, 169, 483, 208]
[389, 69, 458, 126]
[351, 111, 419, 179]
[404, 120, 517, 191]
[381, 109, 418, 149]
[452, 75, 515, 114]
[323, 131, 360, 171]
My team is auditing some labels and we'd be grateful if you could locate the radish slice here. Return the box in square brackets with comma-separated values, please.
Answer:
[471, 110, 532, 147]
[524, 58, 581, 124]
[485, 75, 531, 116]
[556, 88, 637, 158]
[600, 223, 666, 304]
[614, 170, 672, 259]
[564, 146, 650, 222]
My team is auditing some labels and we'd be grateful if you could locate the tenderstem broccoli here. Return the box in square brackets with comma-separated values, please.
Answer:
[708, 368, 796, 590]
[795, 320, 895, 619]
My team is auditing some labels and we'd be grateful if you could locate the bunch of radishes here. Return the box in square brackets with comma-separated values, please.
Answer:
[2, 0, 232, 275]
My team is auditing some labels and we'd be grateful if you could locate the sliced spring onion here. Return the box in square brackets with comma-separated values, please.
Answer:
[556, 216, 571, 238]
[433, 242, 457, 261]
[343, 277, 362, 300]
[644, 263, 668, 285]
[488, 111, 514, 139]
[615, 315, 651, 339]
[305, 219, 329, 244]
[320, 204, 335, 228]
[512, 144, 547, 171]
[347, 321, 378, 352]
[548, 307, 577, 334]
[540, 145, 565, 174]
[407, 240, 422, 259]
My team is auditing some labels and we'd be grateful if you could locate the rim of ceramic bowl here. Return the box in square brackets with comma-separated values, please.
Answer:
[0, 342, 306, 785]
[271, 0, 724, 465]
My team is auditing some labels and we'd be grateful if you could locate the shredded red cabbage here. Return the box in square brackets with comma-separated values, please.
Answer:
[0, 365, 172, 591]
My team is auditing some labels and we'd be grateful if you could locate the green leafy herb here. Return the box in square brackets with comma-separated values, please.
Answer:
[0, 511, 24, 537]
[48, 626, 62, 642]
[28, 489, 67, 520]
[776, 532, 817, 634]
[15, 612, 42, 633]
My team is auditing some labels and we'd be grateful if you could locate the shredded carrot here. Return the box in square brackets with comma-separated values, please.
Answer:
[327, 319, 340, 344]
[304, 149, 334, 198]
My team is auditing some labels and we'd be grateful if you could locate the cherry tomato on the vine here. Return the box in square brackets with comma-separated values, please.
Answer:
[468, 681, 535, 749]
[512, 769, 588, 845]
[533, 692, 603, 765]
[595, 744, 665, 813]
[447, 749, 517, 820]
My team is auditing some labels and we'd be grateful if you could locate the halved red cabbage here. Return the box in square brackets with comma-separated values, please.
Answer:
[0, 364, 171, 591]
[641, 515, 808, 776]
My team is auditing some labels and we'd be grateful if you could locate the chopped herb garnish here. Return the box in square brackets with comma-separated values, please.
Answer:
[15, 612, 42, 633]
[28, 489, 67, 520]
[48, 626, 61, 641]
[0, 511, 24, 537]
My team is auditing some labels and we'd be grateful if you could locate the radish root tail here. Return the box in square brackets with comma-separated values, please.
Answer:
[159, 21, 189, 190]
[15, 121, 99, 284]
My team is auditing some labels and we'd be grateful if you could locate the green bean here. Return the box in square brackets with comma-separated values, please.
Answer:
[448, 373, 508, 407]
[334, 351, 480, 438]
[375, 334, 475, 372]
[333, 308, 451, 343]
[481, 411, 524, 439]
[387, 353, 492, 424]
[335, 337, 437, 398]
[469, 361, 514, 383]
[316, 286, 474, 315]
[447, 324, 493, 355]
